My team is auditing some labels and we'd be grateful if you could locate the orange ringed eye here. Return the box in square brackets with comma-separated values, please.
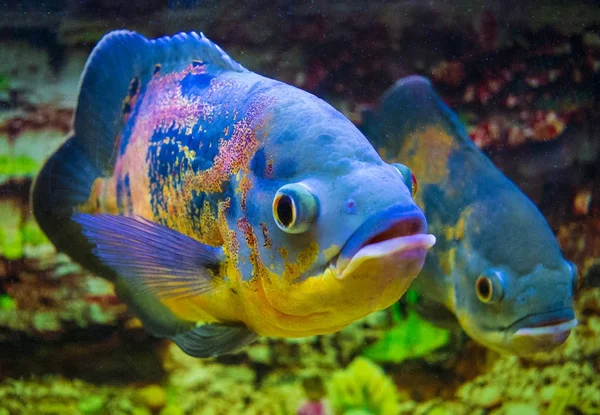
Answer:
[475, 276, 493, 303]
[411, 173, 418, 197]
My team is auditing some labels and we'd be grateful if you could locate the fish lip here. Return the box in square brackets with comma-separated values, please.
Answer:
[332, 205, 435, 278]
[509, 308, 577, 336]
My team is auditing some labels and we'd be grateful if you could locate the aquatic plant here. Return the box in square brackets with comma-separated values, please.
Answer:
[362, 300, 451, 364]
[328, 357, 400, 415]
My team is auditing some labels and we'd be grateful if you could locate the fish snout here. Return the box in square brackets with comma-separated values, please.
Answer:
[333, 205, 435, 281]
[508, 308, 577, 354]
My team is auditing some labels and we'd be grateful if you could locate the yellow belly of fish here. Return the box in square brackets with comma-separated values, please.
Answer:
[162, 264, 408, 338]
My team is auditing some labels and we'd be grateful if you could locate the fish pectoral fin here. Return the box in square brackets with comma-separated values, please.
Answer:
[171, 323, 258, 358]
[72, 213, 225, 300]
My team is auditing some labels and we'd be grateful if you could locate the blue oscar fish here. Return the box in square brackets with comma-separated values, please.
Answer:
[363, 76, 578, 355]
[31, 31, 435, 357]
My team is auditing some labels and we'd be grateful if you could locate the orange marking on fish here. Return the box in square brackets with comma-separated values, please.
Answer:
[218, 198, 239, 266]
[128, 63, 213, 147]
[237, 174, 253, 211]
[198, 200, 223, 246]
[237, 216, 267, 282]
[394, 126, 457, 206]
[265, 158, 274, 177]
[259, 222, 272, 248]
[186, 118, 260, 194]
[282, 241, 320, 283]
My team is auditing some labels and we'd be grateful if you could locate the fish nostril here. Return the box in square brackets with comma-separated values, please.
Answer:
[344, 199, 357, 214]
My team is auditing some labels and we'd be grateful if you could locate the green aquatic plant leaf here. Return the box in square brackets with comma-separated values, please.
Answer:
[362, 309, 450, 363]
[405, 289, 420, 306]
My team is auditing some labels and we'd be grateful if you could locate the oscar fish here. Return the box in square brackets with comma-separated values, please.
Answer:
[362, 76, 578, 355]
[31, 31, 436, 358]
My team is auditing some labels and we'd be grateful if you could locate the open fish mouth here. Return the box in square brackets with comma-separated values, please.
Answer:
[511, 309, 578, 338]
[505, 309, 577, 353]
[332, 205, 436, 280]
[514, 318, 578, 337]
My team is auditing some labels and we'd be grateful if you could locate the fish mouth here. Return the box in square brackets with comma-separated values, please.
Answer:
[506, 309, 577, 353]
[332, 205, 436, 280]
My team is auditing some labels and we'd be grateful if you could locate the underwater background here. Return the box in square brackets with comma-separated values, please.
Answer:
[1, 0, 600, 414]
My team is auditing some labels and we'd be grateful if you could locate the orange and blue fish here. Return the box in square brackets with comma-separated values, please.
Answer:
[362, 76, 578, 355]
[31, 31, 436, 357]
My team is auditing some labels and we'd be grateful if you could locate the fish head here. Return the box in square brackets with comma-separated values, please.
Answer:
[227, 89, 435, 325]
[451, 190, 578, 355]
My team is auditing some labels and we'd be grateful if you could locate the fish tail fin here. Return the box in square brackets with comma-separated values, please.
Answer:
[31, 137, 106, 273]
[371, 75, 473, 152]
[31, 30, 149, 274]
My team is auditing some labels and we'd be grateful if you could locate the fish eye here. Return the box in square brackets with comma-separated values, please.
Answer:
[273, 183, 318, 234]
[475, 270, 504, 304]
[567, 261, 580, 292]
[275, 195, 294, 227]
[391, 163, 418, 198]
[475, 277, 493, 302]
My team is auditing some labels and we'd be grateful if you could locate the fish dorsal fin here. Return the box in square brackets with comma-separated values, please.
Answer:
[73, 30, 248, 174]
[373, 75, 473, 152]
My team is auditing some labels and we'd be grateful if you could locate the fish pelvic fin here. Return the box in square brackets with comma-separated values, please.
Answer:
[171, 323, 258, 358]
[72, 212, 258, 355]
